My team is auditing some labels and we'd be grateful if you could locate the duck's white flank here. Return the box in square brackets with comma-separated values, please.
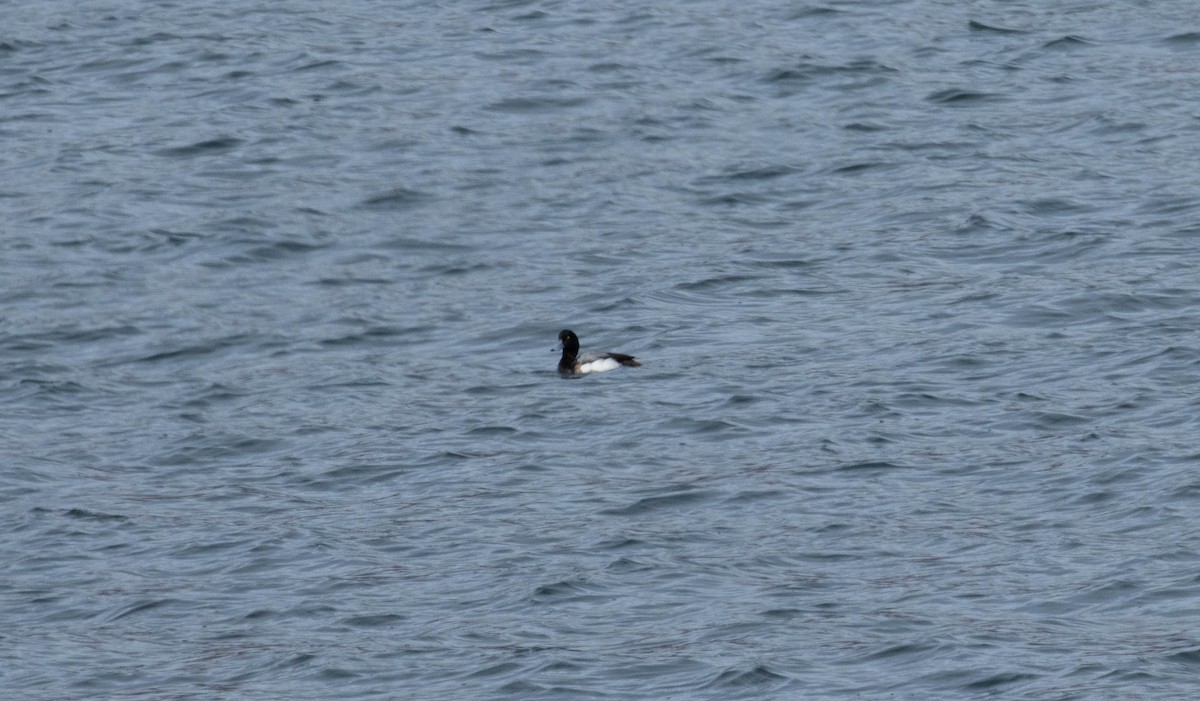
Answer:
[577, 357, 621, 374]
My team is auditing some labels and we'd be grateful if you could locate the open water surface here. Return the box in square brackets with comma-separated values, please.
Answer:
[4, 1, 1200, 698]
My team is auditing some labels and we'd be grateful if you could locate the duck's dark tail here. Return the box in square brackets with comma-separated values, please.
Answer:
[610, 353, 641, 367]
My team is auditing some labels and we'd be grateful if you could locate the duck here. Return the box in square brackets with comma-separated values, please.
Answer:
[556, 329, 641, 375]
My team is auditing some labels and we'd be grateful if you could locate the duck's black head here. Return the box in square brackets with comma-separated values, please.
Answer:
[558, 329, 579, 351]
[557, 329, 580, 369]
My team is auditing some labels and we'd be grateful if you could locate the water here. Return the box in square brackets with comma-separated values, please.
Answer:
[4, 1, 1200, 698]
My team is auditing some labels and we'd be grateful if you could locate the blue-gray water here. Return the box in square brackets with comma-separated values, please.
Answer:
[4, 1, 1200, 698]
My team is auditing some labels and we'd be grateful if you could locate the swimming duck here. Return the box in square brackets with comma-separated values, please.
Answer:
[557, 329, 641, 375]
